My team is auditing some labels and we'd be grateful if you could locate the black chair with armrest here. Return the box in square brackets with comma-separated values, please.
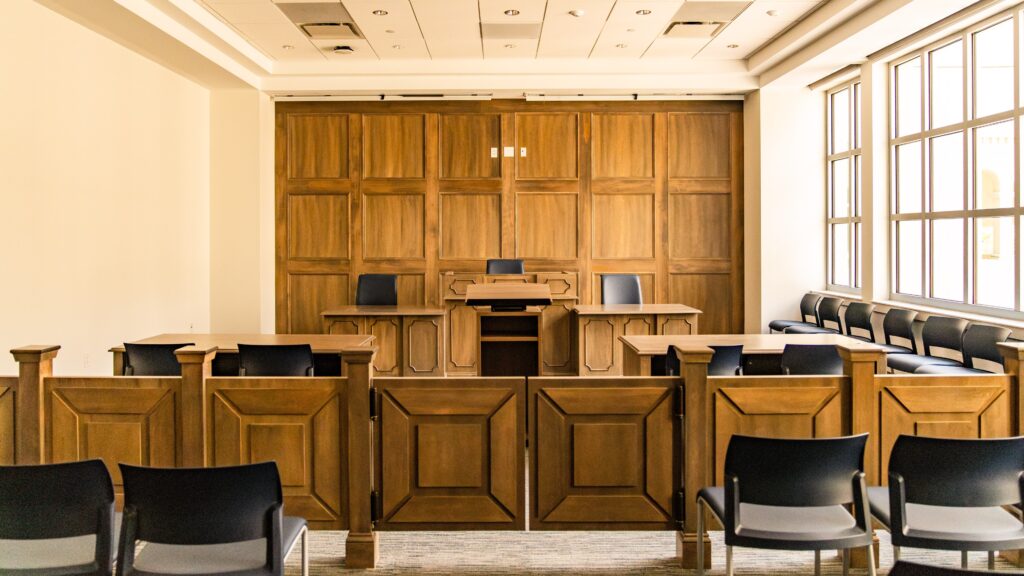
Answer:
[117, 462, 308, 576]
[842, 302, 877, 342]
[0, 460, 116, 576]
[915, 324, 1011, 375]
[887, 316, 969, 373]
[868, 435, 1024, 571]
[879, 308, 919, 355]
[768, 292, 822, 333]
[784, 297, 843, 334]
[355, 273, 398, 306]
[664, 344, 743, 376]
[237, 343, 314, 377]
[600, 274, 643, 305]
[485, 259, 525, 275]
[780, 344, 844, 375]
[695, 434, 875, 576]
[123, 343, 194, 376]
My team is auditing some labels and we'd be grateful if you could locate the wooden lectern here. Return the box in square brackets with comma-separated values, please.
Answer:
[465, 284, 553, 376]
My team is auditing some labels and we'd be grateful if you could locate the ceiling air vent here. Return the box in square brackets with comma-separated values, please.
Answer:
[276, 2, 352, 24]
[663, 22, 722, 39]
[480, 22, 543, 40]
[672, 1, 750, 22]
[331, 45, 356, 54]
[301, 23, 361, 39]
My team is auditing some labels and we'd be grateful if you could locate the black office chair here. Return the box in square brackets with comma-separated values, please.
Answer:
[887, 316, 969, 373]
[880, 308, 919, 355]
[768, 292, 822, 333]
[664, 344, 743, 376]
[784, 297, 843, 334]
[915, 324, 1011, 375]
[355, 273, 398, 306]
[237, 343, 314, 376]
[843, 302, 877, 342]
[118, 462, 308, 576]
[486, 259, 525, 275]
[601, 274, 642, 305]
[868, 435, 1024, 571]
[889, 562, 994, 576]
[123, 343, 193, 376]
[781, 344, 844, 375]
[0, 460, 116, 575]
[696, 434, 875, 576]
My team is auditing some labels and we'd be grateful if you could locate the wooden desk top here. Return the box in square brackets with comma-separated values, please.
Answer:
[112, 333, 375, 353]
[322, 306, 446, 317]
[574, 304, 703, 316]
[621, 333, 882, 355]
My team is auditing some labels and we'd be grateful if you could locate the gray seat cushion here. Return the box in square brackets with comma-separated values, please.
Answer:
[914, 364, 992, 375]
[888, 353, 961, 373]
[769, 320, 817, 332]
[0, 512, 121, 570]
[699, 487, 863, 542]
[784, 326, 840, 335]
[868, 487, 1024, 542]
[134, 516, 306, 575]
[878, 343, 914, 355]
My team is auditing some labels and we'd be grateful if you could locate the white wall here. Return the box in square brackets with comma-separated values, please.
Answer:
[0, 0, 211, 374]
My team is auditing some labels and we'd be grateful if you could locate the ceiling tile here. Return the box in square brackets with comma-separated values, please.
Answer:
[643, 36, 708, 59]
[479, 0, 547, 23]
[233, 21, 326, 60]
[310, 37, 380, 59]
[206, 2, 290, 23]
[592, 0, 682, 58]
[411, 0, 482, 58]
[537, 0, 614, 58]
[483, 37, 539, 58]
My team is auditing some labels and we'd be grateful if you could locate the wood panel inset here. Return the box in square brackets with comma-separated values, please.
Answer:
[288, 195, 349, 259]
[441, 114, 501, 179]
[0, 379, 13, 465]
[669, 194, 729, 259]
[363, 194, 425, 259]
[669, 113, 731, 179]
[363, 115, 425, 179]
[287, 114, 348, 179]
[441, 194, 501, 260]
[515, 113, 578, 180]
[592, 114, 654, 179]
[670, 273, 731, 334]
[288, 274, 349, 334]
[592, 194, 654, 259]
[517, 194, 577, 259]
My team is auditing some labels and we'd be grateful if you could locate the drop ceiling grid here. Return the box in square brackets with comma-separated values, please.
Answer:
[411, 0, 483, 59]
[346, 0, 431, 59]
[591, 0, 683, 58]
[200, 0, 327, 61]
[695, 0, 825, 59]
[537, 0, 616, 58]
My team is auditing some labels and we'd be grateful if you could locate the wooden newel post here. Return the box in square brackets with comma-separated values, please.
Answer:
[175, 345, 216, 468]
[344, 347, 378, 569]
[677, 346, 713, 569]
[10, 345, 60, 465]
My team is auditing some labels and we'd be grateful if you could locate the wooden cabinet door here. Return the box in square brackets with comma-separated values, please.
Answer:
[375, 378, 525, 529]
[446, 303, 478, 375]
[515, 113, 578, 179]
[403, 316, 444, 376]
[541, 303, 575, 375]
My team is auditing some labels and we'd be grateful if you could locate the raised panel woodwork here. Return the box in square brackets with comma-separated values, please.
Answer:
[441, 114, 501, 179]
[517, 194, 577, 259]
[206, 377, 347, 529]
[582, 318, 616, 374]
[367, 318, 401, 375]
[530, 379, 676, 529]
[669, 113, 730, 179]
[406, 318, 443, 375]
[363, 194, 425, 259]
[363, 114, 425, 179]
[441, 194, 501, 259]
[515, 113, 578, 179]
[376, 378, 525, 529]
[447, 303, 478, 374]
[669, 194, 729, 259]
[443, 274, 483, 298]
[397, 274, 426, 305]
[0, 379, 13, 465]
[288, 274, 349, 334]
[535, 273, 578, 299]
[670, 273, 731, 334]
[593, 194, 654, 259]
[288, 195, 349, 259]
[541, 303, 574, 375]
[592, 114, 654, 179]
[287, 114, 348, 179]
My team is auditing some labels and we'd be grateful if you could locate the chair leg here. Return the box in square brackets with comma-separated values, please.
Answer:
[814, 550, 821, 576]
[988, 550, 995, 570]
[726, 546, 733, 576]
[841, 548, 850, 576]
[962, 551, 968, 569]
[696, 500, 705, 576]
[866, 543, 877, 576]
[301, 527, 309, 576]
[893, 546, 900, 563]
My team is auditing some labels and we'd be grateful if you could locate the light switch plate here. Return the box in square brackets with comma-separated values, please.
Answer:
[490, 147, 498, 158]
[503, 146, 515, 157]
[520, 147, 527, 157]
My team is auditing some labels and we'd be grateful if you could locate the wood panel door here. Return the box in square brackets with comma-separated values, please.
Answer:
[206, 377, 348, 529]
[43, 377, 181, 504]
[375, 377, 525, 530]
[529, 377, 678, 530]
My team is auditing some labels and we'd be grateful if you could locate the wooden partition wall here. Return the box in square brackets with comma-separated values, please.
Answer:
[275, 100, 744, 337]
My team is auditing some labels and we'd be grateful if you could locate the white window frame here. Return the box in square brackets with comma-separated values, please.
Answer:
[827, 79, 862, 293]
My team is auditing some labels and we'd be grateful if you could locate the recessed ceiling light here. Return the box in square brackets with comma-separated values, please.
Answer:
[504, 43, 517, 48]
[635, 9, 651, 15]
[392, 44, 403, 50]
[569, 9, 585, 17]
[766, 9, 778, 16]
[727, 44, 739, 49]
[626, 28, 636, 32]
[281, 44, 294, 50]
[616, 43, 628, 48]
[385, 29, 395, 33]
[504, 9, 520, 16]
[372, 9, 388, 16]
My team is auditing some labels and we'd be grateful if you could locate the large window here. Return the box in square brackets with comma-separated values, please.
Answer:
[827, 80, 862, 291]
[889, 12, 1021, 316]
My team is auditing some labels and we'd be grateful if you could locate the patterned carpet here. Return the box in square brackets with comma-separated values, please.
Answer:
[287, 530, 1022, 575]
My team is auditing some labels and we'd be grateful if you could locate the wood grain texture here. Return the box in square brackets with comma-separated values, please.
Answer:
[592, 114, 654, 179]
[669, 194, 729, 259]
[441, 114, 501, 179]
[0, 378, 13, 465]
[287, 114, 349, 179]
[515, 113, 579, 180]
[668, 113, 730, 179]
[517, 194, 578, 259]
[669, 274, 731, 335]
[363, 115, 425, 179]
[441, 194, 501, 259]
[592, 194, 655, 259]
[363, 194, 425, 259]
[322, 310, 445, 376]
[288, 195, 349, 259]
[288, 274, 350, 334]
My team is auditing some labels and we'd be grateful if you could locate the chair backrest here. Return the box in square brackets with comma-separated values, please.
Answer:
[816, 297, 843, 329]
[883, 308, 918, 353]
[486, 259, 525, 275]
[723, 434, 868, 507]
[889, 561, 992, 576]
[601, 274, 643, 305]
[780, 344, 843, 375]
[356, 273, 398, 306]
[123, 343, 193, 376]
[960, 323, 1011, 368]
[237, 343, 314, 376]
[120, 462, 283, 546]
[844, 302, 876, 341]
[0, 460, 114, 541]
[888, 435, 1024, 508]
[708, 345, 744, 376]
[799, 292, 823, 323]
[921, 316, 969, 357]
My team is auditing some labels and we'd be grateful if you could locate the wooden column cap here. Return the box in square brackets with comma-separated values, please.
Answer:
[341, 347, 377, 364]
[174, 345, 218, 363]
[10, 345, 60, 362]
[836, 344, 886, 362]
[675, 346, 713, 364]
[998, 342, 1024, 361]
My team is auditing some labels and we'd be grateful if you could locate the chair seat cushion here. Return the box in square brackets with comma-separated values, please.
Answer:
[784, 326, 840, 335]
[878, 343, 914, 355]
[698, 487, 863, 542]
[769, 320, 816, 332]
[914, 364, 993, 375]
[887, 354, 961, 373]
[868, 488, 1024, 542]
[0, 513, 121, 570]
[134, 516, 306, 574]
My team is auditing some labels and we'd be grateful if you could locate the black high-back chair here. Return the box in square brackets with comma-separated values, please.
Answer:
[768, 292, 822, 333]
[784, 297, 843, 334]
[123, 343, 193, 376]
[868, 435, 1024, 570]
[881, 308, 918, 354]
[780, 344, 843, 375]
[118, 462, 308, 576]
[485, 259, 525, 275]
[695, 434, 874, 576]
[916, 324, 1012, 375]
[601, 274, 642, 305]
[355, 273, 398, 306]
[237, 344, 314, 376]
[888, 316, 969, 373]
[0, 460, 115, 575]
[889, 562, 994, 576]
[844, 302, 876, 342]
[664, 344, 743, 376]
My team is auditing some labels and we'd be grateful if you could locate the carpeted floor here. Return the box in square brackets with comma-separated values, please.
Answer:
[286, 530, 1023, 574]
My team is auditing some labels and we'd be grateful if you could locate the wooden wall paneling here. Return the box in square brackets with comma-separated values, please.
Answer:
[440, 193, 501, 260]
[288, 274, 350, 334]
[515, 113, 579, 180]
[404, 316, 444, 375]
[592, 113, 654, 179]
[288, 194, 350, 259]
[669, 273, 731, 334]
[440, 113, 501, 179]
[446, 302, 479, 374]
[287, 114, 349, 179]
[668, 113, 731, 180]
[363, 114, 426, 179]
[397, 273, 426, 305]
[362, 194, 426, 260]
[668, 194, 729, 260]
[592, 194, 655, 259]
[516, 194, 578, 259]
[423, 113, 440, 306]
[0, 377, 16, 464]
